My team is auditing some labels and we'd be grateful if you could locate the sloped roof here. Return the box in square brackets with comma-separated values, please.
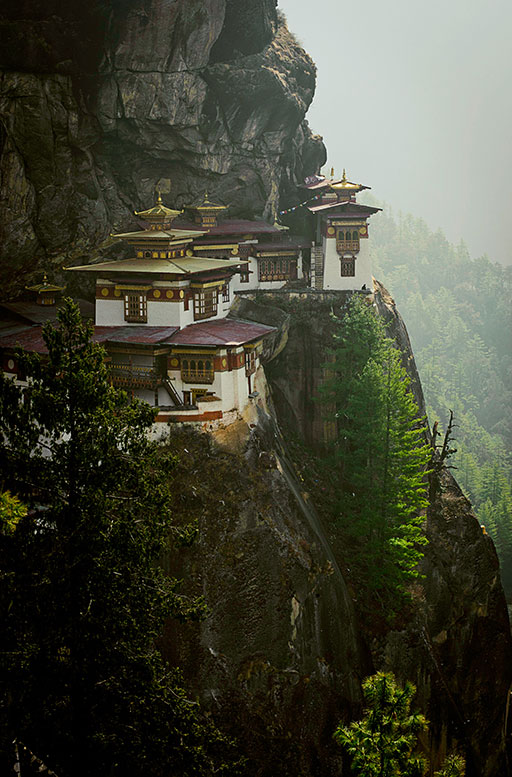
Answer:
[66, 256, 247, 275]
[166, 318, 276, 347]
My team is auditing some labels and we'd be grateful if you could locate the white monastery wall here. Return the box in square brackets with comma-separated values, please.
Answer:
[322, 237, 372, 291]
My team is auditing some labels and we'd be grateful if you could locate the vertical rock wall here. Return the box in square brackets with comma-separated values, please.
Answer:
[0, 0, 325, 293]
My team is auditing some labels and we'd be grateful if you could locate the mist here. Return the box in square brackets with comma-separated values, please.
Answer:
[279, 0, 512, 266]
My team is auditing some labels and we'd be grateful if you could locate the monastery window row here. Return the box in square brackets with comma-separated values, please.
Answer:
[258, 258, 297, 282]
[181, 358, 215, 384]
[336, 229, 360, 254]
[193, 289, 218, 321]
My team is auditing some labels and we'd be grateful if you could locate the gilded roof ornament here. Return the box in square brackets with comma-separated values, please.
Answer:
[26, 273, 64, 294]
[134, 191, 182, 225]
[185, 190, 228, 213]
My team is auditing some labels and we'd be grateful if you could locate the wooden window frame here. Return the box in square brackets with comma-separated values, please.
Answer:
[258, 257, 296, 282]
[193, 288, 218, 321]
[124, 293, 147, 323]
[340, 257, 356, 277]
[336, 228, 360, 254]
[181, 357, 215, 384]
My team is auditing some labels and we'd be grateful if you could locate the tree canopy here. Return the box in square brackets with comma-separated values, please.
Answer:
[0, 299, 240, 777]
[369, 205, 512, 592]
[334, 671, 465, 777]
[320, 296, 430, 609]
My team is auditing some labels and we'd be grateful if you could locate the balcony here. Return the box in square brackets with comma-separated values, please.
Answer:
[336, 239, 360, 254]
[110, 363, 162, 390]
[181, 367, 214, 384]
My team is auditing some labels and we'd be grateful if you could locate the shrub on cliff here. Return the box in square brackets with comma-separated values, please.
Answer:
[334, 671, 465, 777]
[0, 299, 241, 777]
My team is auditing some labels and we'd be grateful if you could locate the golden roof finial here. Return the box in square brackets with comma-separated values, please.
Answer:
[342, 168, 347, 182]
[330, 166, 334, 178]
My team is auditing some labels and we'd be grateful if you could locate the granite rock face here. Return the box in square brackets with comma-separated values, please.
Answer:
[0, 0, 325, 293]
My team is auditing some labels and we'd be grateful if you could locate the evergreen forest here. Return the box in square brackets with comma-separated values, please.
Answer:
[369, 206, 512, 594]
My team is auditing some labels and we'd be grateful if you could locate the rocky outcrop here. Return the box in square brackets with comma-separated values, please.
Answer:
[0, 0, 325, 293]
[224, 288, 512, 776]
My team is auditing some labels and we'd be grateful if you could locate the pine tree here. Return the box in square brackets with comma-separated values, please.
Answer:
[334, 672, 465, 777]
[0, 299, 240, 777]
[321, 296, 430, 604]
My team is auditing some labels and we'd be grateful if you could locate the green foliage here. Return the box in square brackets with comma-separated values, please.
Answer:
[334, 672, 465, 777]
[320, 296, 430, 606]
[0, 299, 241, 777]
[0, 491, 26, 534]
[334, 672, 428, 776]
[369, 206, 512, 592]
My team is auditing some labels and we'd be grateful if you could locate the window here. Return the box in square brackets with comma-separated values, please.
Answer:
[222, 283, 230, 303]
[258, 257, 297, 282]
[340, 257, 356, 277]
[181, 357, 215, 384]
[336, 228, 360, 255]
[240, 269, 250, 283]
[245, 350, 256, 376]
[193, 288, 218, 321]
[124, 293, 147, 322]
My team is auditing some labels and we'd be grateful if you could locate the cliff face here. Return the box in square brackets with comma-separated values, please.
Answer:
[210, 289, 512, 777]
[0, 0, 325, 292]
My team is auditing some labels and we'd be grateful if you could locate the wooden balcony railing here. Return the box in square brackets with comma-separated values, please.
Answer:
[181, 368, 214, 384]
[336, 239, 360, 254]
[110, 363, 162, 390]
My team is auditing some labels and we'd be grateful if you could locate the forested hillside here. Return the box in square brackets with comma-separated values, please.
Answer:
[370, 207, 512, 593]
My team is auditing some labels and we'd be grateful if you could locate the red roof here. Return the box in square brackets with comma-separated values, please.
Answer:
[255, 241, 310, 252]
[0, 325, 181, 354]
[0, 326, 48, 353]
[166, 318, 275, 347]
[93, 326, 179, 345]
[176, 219, 280, 237]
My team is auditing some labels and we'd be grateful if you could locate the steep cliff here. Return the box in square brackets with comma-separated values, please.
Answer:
[200, 288, 511, 777]
[0, 0, 325, 293]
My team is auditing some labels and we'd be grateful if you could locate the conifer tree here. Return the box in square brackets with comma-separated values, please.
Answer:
[334, 672, 465, 777]
[321, 296, 430, 603]
[0, 299, 240, 777]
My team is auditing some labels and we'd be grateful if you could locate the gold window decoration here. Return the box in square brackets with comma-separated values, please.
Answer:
[124, 293, 147, 322]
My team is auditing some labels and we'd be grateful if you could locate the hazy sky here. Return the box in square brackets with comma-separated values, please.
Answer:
[279, 0, 512, 265]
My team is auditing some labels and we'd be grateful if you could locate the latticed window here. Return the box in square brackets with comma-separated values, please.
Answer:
[193, 288, 218, 320]
[258, 257, 296, 282]
[222, 283, 230, 302]
[245, 350, 256, 376]
[336, 228, 360, 254]
[340, 257, 356, 277]
[240, 270, 250, 283]
[124, 293, 147, 322]
[181, 357, 215, 384]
